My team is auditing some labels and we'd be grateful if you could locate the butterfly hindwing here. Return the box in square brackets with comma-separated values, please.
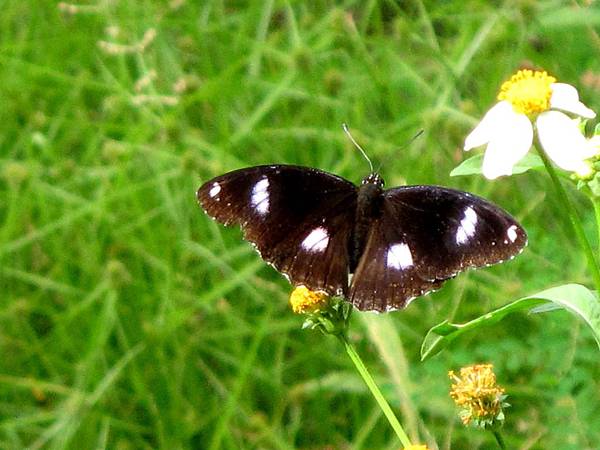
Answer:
[349, 186, 527, 311]
[198, 165, 357, 296]
[348, 216, 441, 311]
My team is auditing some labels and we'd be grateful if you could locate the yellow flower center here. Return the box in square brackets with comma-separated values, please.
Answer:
[497, 69, 556, 116]
[403, 446, 429, 450]
[289, 286, 329, 314]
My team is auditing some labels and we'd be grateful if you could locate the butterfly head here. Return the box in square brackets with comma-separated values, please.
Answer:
[361, 173, 384, 188]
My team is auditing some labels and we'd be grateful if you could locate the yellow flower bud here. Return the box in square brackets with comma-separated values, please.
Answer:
[289, 286, 329, 314]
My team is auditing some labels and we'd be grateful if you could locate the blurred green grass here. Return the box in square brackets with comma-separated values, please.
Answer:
[1, 1, 600, 449]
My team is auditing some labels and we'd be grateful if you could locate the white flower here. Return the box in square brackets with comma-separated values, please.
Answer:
[464, 70, 597, 179]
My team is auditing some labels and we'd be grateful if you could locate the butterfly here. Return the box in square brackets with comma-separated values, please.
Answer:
[197, 165, 527, 312]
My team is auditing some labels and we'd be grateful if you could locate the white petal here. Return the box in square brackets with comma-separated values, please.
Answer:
[537, 110, 595, 172]
[464, 101, 514, 151]
[481, 110, 533, 179]
[550, 83, 596, 118]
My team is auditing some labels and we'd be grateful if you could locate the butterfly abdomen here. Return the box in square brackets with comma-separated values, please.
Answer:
[350, 174, 385, 271]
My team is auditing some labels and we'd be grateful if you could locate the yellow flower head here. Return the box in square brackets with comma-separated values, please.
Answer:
[497, 69, 556, 116]
[402, 446, 429, 450]
[449, 364, 506, 427]
[289, 286, 329, 314]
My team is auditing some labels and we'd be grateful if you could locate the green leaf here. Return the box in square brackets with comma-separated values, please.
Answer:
[450, 153, 544, 177]
[421, 284, 600, 361]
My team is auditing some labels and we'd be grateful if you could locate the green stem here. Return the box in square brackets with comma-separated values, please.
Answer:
[339, 334, 412, 448]
[593, 199, 600, 254]
[492, 430, 506, 449]
[534, 140, 600, 294]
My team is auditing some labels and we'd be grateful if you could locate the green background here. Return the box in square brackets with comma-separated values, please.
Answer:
[2, 1, 600, 449]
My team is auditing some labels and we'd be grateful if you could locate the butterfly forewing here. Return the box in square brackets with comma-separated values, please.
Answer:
[198, 165, 357, 295]
[349, 186, 527, 311]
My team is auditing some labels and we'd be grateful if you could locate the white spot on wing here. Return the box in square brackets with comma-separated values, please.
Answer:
[507, 224, 518, 243]
[209, 182, 221, 198]
[301, 227, 329, 252]
[251, 176, 269, 215]
[456, 206, 478, 245]
[387, 243, 413, 270]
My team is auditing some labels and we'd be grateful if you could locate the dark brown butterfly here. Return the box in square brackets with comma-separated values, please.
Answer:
[197, 165, 527, 312]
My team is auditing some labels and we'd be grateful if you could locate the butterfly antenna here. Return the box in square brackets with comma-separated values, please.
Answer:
[396, 129, 425, 162]
[410, 129, 425, 144]
[342, 123, 374, 173]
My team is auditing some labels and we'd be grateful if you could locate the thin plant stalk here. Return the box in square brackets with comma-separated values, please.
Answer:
[593, 199, 600, 252]
[534, 135, 600, 294]
[492, 430, 506, 449]
[339, 334, 412, 448]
